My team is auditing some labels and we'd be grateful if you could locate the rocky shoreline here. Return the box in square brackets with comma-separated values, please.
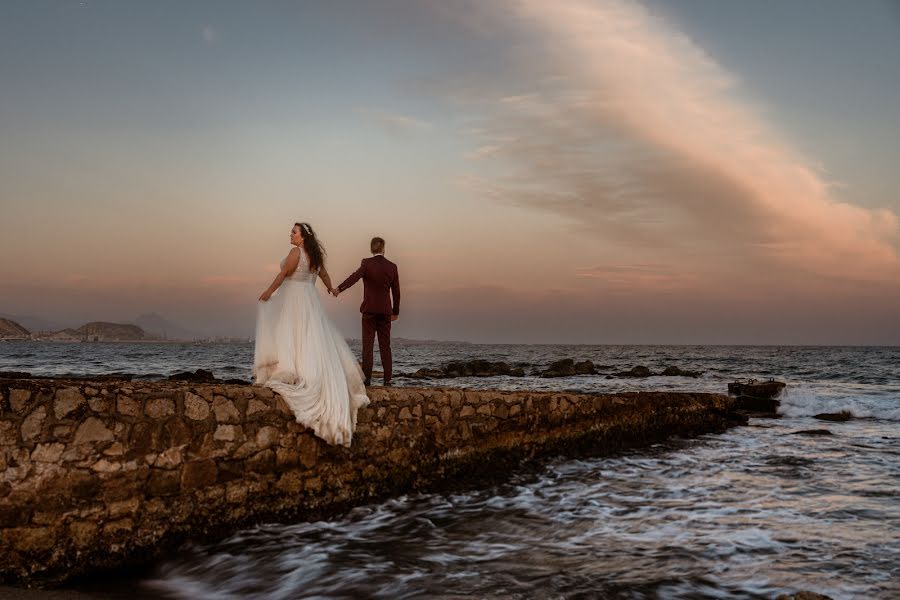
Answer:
[403, 358, 703, 380]
[1, 376, 745, 587]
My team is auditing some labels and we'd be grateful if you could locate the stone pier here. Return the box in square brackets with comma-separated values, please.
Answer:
[0, 377, 741, 586]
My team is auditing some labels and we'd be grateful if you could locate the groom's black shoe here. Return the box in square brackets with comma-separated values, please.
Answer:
[363, 378, 372, 386]
[382, 380, 393, 387]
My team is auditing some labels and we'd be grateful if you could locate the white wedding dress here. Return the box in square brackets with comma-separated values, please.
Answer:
[253, 248, 369, 446]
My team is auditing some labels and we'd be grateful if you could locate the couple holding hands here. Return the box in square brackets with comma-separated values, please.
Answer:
[253, 222, 400, 447]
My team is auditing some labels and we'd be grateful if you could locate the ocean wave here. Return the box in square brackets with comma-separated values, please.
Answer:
[779, 384, 900, 421]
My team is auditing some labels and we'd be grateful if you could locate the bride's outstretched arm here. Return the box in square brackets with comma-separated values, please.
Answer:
[259, 248, 300, 301]
[319, 267, 336, 295]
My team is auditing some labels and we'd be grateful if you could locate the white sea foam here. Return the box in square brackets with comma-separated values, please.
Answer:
[778, 383, 900, 421]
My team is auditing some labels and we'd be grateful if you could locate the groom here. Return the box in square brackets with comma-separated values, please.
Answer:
[333, 237, 400, 386]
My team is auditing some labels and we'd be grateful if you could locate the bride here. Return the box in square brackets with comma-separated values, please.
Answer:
[253, 222, 369, 446]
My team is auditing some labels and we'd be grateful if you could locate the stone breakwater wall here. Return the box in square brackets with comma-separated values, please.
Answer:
[0, 377, 740, 585]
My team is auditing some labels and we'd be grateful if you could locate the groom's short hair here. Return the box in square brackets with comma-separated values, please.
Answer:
[370, 237, 385, 254]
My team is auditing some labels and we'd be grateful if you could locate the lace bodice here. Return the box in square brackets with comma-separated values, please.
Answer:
[284, 247, 319, 283]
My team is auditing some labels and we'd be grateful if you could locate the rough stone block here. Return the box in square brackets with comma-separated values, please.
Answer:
[0, 421, 16, 446]
[21, 406, 47, 442]
[184, 392, 210, 421]
[101, 442, 125, 458]
[226, 482, 248, 504]
[246, 449, 275, 473]
[9, 389, 31, 413]
[91, 459, 122, 474]
[147, 469, 181, 496]
[213, 396, 240, 424]
[116, 395, 141, 417]
[31, 443, 65, 463]
[214, 425, 238, 442]
[275, 472, 303, 494]
[276, 447, 300, 469]
[107, 498, 140, 519]
[232, 440, 258, 459]
[69, 520, 98, 549]
[88, 397, 110, 413]
[298, 436, 318, 468]
[181, 459, 217, 489]
[54, 387, 85, 419]
[154, 446, 184, 469]
[255, 426, 281, 450]
[246, 399, 269, 417]
[12, 527, 57, 553]
[145, 398, 175, 419]
[74, 417, 115, 445]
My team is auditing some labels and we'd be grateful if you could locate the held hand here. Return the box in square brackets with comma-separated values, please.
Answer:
[330, 288, 340, 297]
[259, 289, 273, 302]
[391, 314, 398, 322]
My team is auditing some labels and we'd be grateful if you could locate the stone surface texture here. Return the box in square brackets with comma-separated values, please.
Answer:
[0, 377, 739, 586]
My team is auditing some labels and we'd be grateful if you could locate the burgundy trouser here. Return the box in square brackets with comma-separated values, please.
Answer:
[361, 312, 392, 382]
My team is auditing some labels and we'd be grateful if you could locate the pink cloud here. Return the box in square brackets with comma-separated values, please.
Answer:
[458, 0, 900, 283]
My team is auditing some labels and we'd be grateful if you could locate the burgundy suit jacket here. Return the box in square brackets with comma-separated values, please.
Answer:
[337, 254, 400, 316]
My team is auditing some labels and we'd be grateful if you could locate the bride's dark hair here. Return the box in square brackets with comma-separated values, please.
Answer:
[296, 222, 326, 271]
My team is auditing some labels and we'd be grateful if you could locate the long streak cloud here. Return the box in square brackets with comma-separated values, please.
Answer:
[462, 0, 900, 282]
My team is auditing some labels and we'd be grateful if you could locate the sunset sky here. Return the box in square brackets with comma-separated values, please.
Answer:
[2, 0, 899, 344]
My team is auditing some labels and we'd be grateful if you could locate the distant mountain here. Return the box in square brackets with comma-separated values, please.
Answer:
[132, 313, 200, 341]
[75, 322, 148, 341]
[0, 317, 30, 338]
[0, 313, 67, 333]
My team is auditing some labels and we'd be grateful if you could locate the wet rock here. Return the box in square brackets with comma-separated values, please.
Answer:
[223, 378, 250, 385]
[541, 359, 596, 378]
[775, 591, 834, 600]
[814, 411, 853, 422]
[409, 360, 526, 379]
[168, 369, 217, 383]
[661, 366, 702, 378]
[791, 429, 833, 436]
[729, 379, 786, 416]
[0, 371, 33, 379]
[613, 365, 653, 378]
[410, 368, 446, 379]
[727, 379, 785, 399]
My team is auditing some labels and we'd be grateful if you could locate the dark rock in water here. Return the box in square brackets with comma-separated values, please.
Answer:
[540, 358, 596, 378]
[661, 365, 702, 378]
[736, 396, 781, 415]
[814, 411, 853, 422]
[168, 369, 217, 383]
[776, 591, 834, 600]
[0, 371, 32, 379]
[223, 378, 250, 385]
[410, 360, 525, 379]
[613, 365, 653, 378]
[61, 373, 134, 382]
[728, 379, 786, 417]
[727, 379, 785, 399]
[411, 368, 446, 379]
[791, 429, 833, 436]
